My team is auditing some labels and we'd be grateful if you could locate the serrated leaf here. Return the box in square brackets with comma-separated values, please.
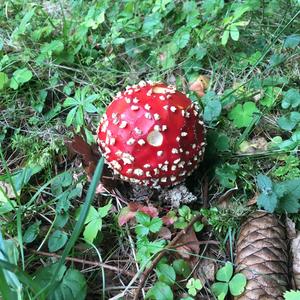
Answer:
[202, 91, 222, 123]
[136, 212, 150, 225]
[216, 163, 239, 188]
[135, 224, 150, 236]
[10, 68, 33, 90]
[257, 193, 278, 213]
[228, 102, 259, 128]
[149, 217, 163, 233]
[284, 290, 300, 300]
[229, 273, 247, 296]
[83, 218, 102, 243]
[256, 174, 273, 192]
[172, 259, 191, 278]
[216, 262, 233, 282]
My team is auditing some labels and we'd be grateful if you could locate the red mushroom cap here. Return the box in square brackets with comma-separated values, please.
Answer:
[97, 81, 205, 188]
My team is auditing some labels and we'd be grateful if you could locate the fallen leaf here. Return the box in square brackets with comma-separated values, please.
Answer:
[197, 259, 217, 282]
[247, 193, 258, 206]
[175, 227, 200, 264]
[189, 75, 210, 97]
[158, 227, 172, 240]
[118, 207, 136, 226]
[239, 137, 268, 154]
[0, 181, 16, 199]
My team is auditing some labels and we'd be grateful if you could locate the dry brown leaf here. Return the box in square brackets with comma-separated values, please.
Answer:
[0, 181, 16, 199]
[291, 231, 300, 289]
[158, 227, 172, 240]
[239, 137, 268, 154]
[235, 211, 289, 300]
[189, 75, 210, 97]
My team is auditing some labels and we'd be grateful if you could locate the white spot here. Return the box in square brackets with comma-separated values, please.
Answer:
[113, 118, 119, 125]
[144, 164, 151, 168]
[181, 110, 185, 116]
[193, 109, 198, 116]
[185, 151, 190, 155]
[111, 160, 121, 170]
[138, 139, 146, 146]
[171, 165, 177, 171]
[116, 150, 122, 156]
[172, 148, 178, 154]
[187, 161, 192, 166]
[166, 94, 171, 99]
[201, 142, 206, 147]
[162, 125, 167, 131]
[161, 165, 168, 171]
[146, 171, 151, 177]
[116, 92, 122, 98]
[181, 132, 188, 137]
[134, 127, 143, 135]
[198, 120, 204, 125]
[157, 150, 163, 157]
[110, 137, 116, 145]
[159, 95, 165, 101]
[133, 169, 144, 176]
[139, 80, 146, 87]
[154, 168, 159, 175]
[127, 138, 135, 145]
[104, 146, 111, 154]
[122, 153, 134, 164]
[145, 112, 152, 119]
[176, 136, 180, 142]
[171, 176, 176, 182]
[154, 125, 161, 131]
[147, 131, 163, 147]
[170, 106, 177, 112]
[131, 105, 139, 111]
[144, 104, 151, 110]
[179, 171, 187, 177]
[161, 177, 167, 183]
[154, 113, 160, 120]
[126, 169, 133, 174]
[125, 98, 131, 103]
[192, 144, 196, 149]
[133, 97, 139, 103]
[119, 121, 127, 128]
[163, 105, 169, 110]
[127, 89, 133, 95]
[178, 161, 185, 168]
[174, 158, 181, 164]
[158, 163, 162, 168]
[179, 148, 183, 153]
[146, 89, 152, 96]
[185, 111, 190, 118]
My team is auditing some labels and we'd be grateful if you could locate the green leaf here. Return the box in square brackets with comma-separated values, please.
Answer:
[284, 34, 300, 49]
[0, 72, 9, 90]
[63, 97, 79, 107]
[215, 163, 239, 188]
[83, 218, 102, 243]
[135, 224, 150, 236]
[173, 27, 191, 49]
[202, 91, 222, 123]
[257, 193, 278, 213]
[178, 205, 191, 219]
[66, 107, 77, 127]
[229, 273, 247, 296]
[156, 263, 176, 286]
[281, 89, 300, 109]
[136, 212, 151, 225]
[23, 221, 41, 244]
[149, 217, 163, 233]
[221, 30, 230, 45]
[193, 221, 204, 232]
[172, 259, 191, 278]
[40, 40, 64, 55]
[211, 282, 228, 298]
[216, 262, 233, 282]
[98, 201, 112, 218]
[269, 54, 285, 68]
[228, 102, 259, 128]
[260, 86, 282, 107]
[229, 25, 239, 41]
[145, 281, 173, 300]
[142, 13, 163, 38]
[35, 264, 87, 300]
[284, 290, 300, 300]
[10, 68, 33, 90]
[256, 174, 273, 193]
[48, 230, 68, 252]
[277, 112, 300, 131]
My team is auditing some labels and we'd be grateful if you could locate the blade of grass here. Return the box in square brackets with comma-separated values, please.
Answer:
[0, 267, 14, 300]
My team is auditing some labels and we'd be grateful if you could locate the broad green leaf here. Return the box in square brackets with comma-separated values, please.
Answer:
[221, 30, 230, 45]
[215, 163, 239, 188]
[228, 102, 259, 128]
[98, 201, 112, 218]
[40, 40, 64, 55]
[202, 91, 222, 123]
[66, 107, 77, 127]
[256, 174, 273, 193]
[83, 218, 102, 243]
[284, 290, 300, 300]
[63, 97, 79, 107]
[145, 281, 173, 300]
[277, 112, 300, 131]
[10, 68, 33, 90]
[136, 212, 150, 225]
[216, 262, 233, 282]
[75, 107, 84, 126]
[156, 263, 176, 286]
[23, 221, 41, 244]
[193, 221, 204, 232]
[84, 103, 98, 113]
[260, 86, 282, 107]
[172, 259, 191, 278]
[0, 72, 8, 90]
[281, 89, 300, 109]
[149, 217, 163, 233]
[173, 27, 191, 49]
[229, 273, 247, 296]
[269, 54, 285, 68]
[230, 25, 239, 41]
[211, 282, 228, 298]
[48, 230, 68, 252]
[135, 224, 150, 236]
[257, 193, 278, 213]
[142, 13, 163, 38]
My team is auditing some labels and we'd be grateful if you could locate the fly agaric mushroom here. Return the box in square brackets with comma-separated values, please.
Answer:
[97, 81, 205, 188]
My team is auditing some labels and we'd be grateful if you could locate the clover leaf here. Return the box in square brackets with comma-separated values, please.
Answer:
[228, 102, 259, 128]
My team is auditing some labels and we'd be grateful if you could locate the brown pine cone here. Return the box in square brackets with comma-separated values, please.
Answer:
[235, 211, 289, 300]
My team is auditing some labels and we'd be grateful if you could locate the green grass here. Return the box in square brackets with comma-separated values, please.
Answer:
[0, 0, 300, 299]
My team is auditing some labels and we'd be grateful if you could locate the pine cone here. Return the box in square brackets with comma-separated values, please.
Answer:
[235, 211, 289, 300]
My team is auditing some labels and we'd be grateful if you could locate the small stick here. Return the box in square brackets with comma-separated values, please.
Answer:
[28, 249, 135, 277]
[133, 214, 203, 300]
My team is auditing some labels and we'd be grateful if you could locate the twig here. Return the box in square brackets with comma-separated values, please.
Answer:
[28, 249, 135, 277]
[133, 214, 203, 300]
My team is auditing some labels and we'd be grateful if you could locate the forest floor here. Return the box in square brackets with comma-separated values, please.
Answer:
[0, 1, 300, 299]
